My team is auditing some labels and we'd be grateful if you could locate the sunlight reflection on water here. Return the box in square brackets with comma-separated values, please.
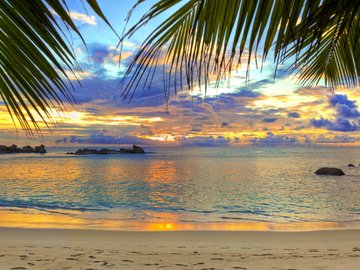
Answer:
[0, 147, 359, 230]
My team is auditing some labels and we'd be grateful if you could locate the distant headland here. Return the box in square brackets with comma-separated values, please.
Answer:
[67, 145, 145, 155]
[0, 144, 46, 154]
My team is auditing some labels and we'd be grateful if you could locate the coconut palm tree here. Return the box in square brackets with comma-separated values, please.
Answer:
[0, 0, 112, 135]
[120, 0, 360, 101]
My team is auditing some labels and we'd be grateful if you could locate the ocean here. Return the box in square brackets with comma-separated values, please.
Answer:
[0, 146, 359, 231]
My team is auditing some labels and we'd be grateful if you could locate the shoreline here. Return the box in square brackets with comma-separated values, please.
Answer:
[1, 208, 360, 232]
[1, 227, 360, 269]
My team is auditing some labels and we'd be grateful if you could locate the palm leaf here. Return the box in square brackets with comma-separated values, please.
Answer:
[120, 0, 360, 100]
[0, 0, 112, 135]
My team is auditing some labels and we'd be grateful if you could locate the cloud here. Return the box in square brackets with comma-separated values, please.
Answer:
[232, 89, 261, 98]
[179, 136, 231, 147]
[88, 44, 132, 64]
[288, 112, 300, 118]
[250, 132, 298, 146]
[310, 118, 359, 132]
[68, 11, 96, 25]
[56, 134, 155, 145]
[330, 94, 360, 118]
[262, 117, 278, 123]
[89, 44, 113, 63]
[310, 94, 360, 132]
[310, 118, 333, 128]
[315, 135, 360, 144]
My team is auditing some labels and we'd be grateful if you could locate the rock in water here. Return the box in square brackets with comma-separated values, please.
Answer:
[23, 145, 35, 153]
[68, 145, 146, 155]
[0, 144, 46, 154]
[132, 145, 145, 154]
[315, 167, 345, 176]
[348, 164, 355, 167]
[9, 144, 21, 153]
[35, 144, 47, 153]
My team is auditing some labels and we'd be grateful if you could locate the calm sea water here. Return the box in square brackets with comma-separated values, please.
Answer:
[0, 146, 359, 231]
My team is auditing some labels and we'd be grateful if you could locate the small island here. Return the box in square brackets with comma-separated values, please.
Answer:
[0, 144, 47, 154]
[67, 144, 145, 155]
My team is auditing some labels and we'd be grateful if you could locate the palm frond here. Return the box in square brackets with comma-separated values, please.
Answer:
[0, 0, 111, 135]
[120, 0, 360, 100]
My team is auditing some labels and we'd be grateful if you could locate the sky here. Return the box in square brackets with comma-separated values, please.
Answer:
[1, 0, 360, 147]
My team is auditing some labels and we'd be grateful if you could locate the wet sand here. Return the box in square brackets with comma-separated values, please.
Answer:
[0, 228, 359, 270]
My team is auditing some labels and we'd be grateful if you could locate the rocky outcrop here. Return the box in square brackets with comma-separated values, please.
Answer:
[132, 144, 145, 153]
[67, 145, 146, 155]
[315, 167, 345, 176]
[0, 144, 47, 154]
[34, 145, 47, 153]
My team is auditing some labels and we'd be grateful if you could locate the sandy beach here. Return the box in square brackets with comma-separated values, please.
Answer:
[0, 228, 359, 270]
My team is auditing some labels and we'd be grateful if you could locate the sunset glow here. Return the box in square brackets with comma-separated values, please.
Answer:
[0, 1, 359, 147]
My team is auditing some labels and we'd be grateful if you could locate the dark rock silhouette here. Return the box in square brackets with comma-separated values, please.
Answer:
[348, 164, 355, 167]
[35, 145, 47, 153]
[68, 145, 146, 155]
[0, 144, 46, 154]
[315, 167, 345, 176]
[130, 144, 145, 153]
[22, 145, 35, 153]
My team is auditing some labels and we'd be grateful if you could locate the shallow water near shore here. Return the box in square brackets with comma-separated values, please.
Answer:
[0, 146, 359, 231]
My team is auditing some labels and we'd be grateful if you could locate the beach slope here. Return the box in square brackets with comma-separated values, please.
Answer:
[0, 228, 359, 269]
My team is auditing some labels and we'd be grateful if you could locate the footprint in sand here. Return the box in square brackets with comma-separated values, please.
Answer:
[211, 258, 224, 260]
[353, 247, 360, 251]
[122, 259, 134, 263]
[70, 253, 84, 257]
[11, 267, 27, 270]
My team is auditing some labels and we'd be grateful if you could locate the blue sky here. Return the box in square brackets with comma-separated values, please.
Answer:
[1, 0, 359, 146]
